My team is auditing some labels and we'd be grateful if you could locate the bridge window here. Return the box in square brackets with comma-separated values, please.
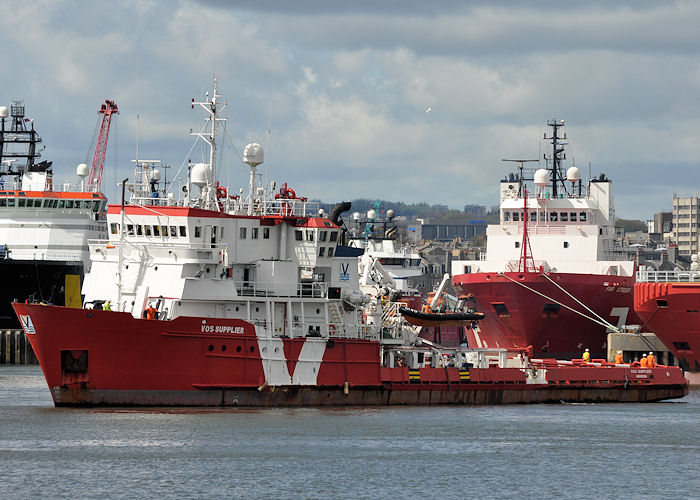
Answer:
[295, 230, 303, 241]
[66, 200, 74, 209]
[161, 226, 168, 237]
[42, 200, 50, 208]
[512, 212, 519, 222]
[194, 226, 201, 238]
[136, 225, 143, 236]
[110, 223, 119, 235]
[145, 225, 152, 236]
[570, 212, 577, 221]
[515, 241, 520, 248]
[550, 212, 558, 222]
[320, 231, 327, 241]
[306, 230, 314, 242]
[329, 231, 338, 242]
[504, 211, 510, 221]
[170, 226, 177, 237]
[327, 247, 334, 257]
[252, 227, 259, 239]
[563, 241, 569, 248]
[239, 227, 247, 239]
[126, 224, 135, 236]
[153, 225, 160, 236]
[18, 199, 26, 207]
[179, 226, 186, 237]
[263, 227, 270, 239]
[560, 212, 568, 222]
[579, 212, 587, 222]
[319, 247, 326, 257]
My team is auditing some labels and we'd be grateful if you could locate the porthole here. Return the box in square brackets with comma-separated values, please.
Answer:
[221, 345, 227, 352]
[208, 345, 214, 351]
[235, 306, 239, 311]
[249, 346, 255, 352]
[236, 346, 242, 353]
[255, 307, 259, 312]
[154, 266, 158, 270]
[316, 308, 320, 314]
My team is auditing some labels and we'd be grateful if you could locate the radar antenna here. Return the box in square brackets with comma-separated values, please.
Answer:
[502, 158, 538, 196]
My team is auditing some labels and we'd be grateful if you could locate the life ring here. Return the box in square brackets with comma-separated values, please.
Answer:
[216, 186, 227, 199]
[329, 324, 336, 335]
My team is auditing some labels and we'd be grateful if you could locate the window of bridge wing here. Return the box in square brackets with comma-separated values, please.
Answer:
[170, 226, 177, 237]
[579, 212, 586, 222]
[153, 225, 160, 237]
[194, 226, 201, 238]
[560, 212, 568, 222]
[329, 231, 338, 242]
[66, 200, 74, 209]
[161, 225, 168, 237]
[110, 223, 119, 235]
[550, 211, 558, 222]
[18, 198, 26, 207]
[569, 212, 577, 222]
[179, 226, 186, 237]
[306, 230, 314, 242]
[512, 212, 519, 222]
[145, 225, 152, 236]
[263, 227, 270, 239]
[136, 225, 143, 236]
[504, 211, 510, 222]
[126, 224, 135, 236]
[319, 230, 327, 242]
[295, 230, 303, 241]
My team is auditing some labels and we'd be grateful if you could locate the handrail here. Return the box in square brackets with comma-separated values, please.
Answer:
[636, 269, 700, 283]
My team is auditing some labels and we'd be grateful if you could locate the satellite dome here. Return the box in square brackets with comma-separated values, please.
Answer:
[534, 169, 550, 186]
[367, 209, 377, 221]
[566, 166, 581, 182]
[318, 209, 325, 217]
[151, 169, 161, 181]
[386, 209, 395, 220]
[352, 212, 360, 221]
[76, 163, 89, 177]
[191, 163, 212, 187]
[0, 106, 8, 119]
[243, 143, 264, 167]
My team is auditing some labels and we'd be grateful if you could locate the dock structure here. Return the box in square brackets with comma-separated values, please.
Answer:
[607, 331, 674, 366]
[0, 330, 38, 365]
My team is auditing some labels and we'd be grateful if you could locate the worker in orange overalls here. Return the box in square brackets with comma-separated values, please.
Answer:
[145, 304, 157, 320]
[647, 352, 656, 368]
[640, 353, 648, 367]
[582, 348, 591, 363]
[614, 350, 624, 364]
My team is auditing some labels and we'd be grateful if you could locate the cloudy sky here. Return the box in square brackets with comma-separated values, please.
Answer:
[2, 0, 699, 219]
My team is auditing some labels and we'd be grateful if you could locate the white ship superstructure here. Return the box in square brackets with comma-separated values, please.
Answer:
[452, 119, 634, 278]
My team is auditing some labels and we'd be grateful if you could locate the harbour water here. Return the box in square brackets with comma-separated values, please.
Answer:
[1, 365, 698, 499]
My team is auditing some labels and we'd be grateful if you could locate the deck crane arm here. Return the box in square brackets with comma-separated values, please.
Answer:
[87, 99, 118, 192]
[429, 273, 451, 310]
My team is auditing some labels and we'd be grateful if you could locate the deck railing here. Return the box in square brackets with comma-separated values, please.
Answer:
[636, 269, 700, 283]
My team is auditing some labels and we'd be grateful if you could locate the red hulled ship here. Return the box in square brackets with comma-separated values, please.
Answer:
[635, 266, 700, 383]
[13, 86, 686, 406]
[452, 119, 640, 359]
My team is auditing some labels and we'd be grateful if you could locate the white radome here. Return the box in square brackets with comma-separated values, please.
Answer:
[367, 209, 377, 221]
[566, 166, 580, 182]
[0, 106, 8, 118]
[191, 163, 212, 187]
[76, 163, 89, 177]
[243, 143, 264, 167]
[151, 169, 161, 181]
[534, 168, 550, 186]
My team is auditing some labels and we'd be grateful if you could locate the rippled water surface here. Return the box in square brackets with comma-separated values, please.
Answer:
[1, 365, 698, 498]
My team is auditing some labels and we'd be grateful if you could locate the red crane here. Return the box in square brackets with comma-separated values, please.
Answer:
[88, 99, 118, 192]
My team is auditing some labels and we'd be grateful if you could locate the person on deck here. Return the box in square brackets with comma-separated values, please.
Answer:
[145, 304, 157, 320]
[582, 348, 591, 363]
[640, 353, 648, 367]
[103, 300, 111, 311]
[615, 350, 624, 364]
[647, 352, 656, 368]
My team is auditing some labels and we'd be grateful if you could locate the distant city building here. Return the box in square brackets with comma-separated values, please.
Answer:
[671, 195, 700, 255]
[418, 222, 486, 242]
[432, 204, 449, 214]
[463, 204, 486, 216]
[652, 211, 673, 234]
